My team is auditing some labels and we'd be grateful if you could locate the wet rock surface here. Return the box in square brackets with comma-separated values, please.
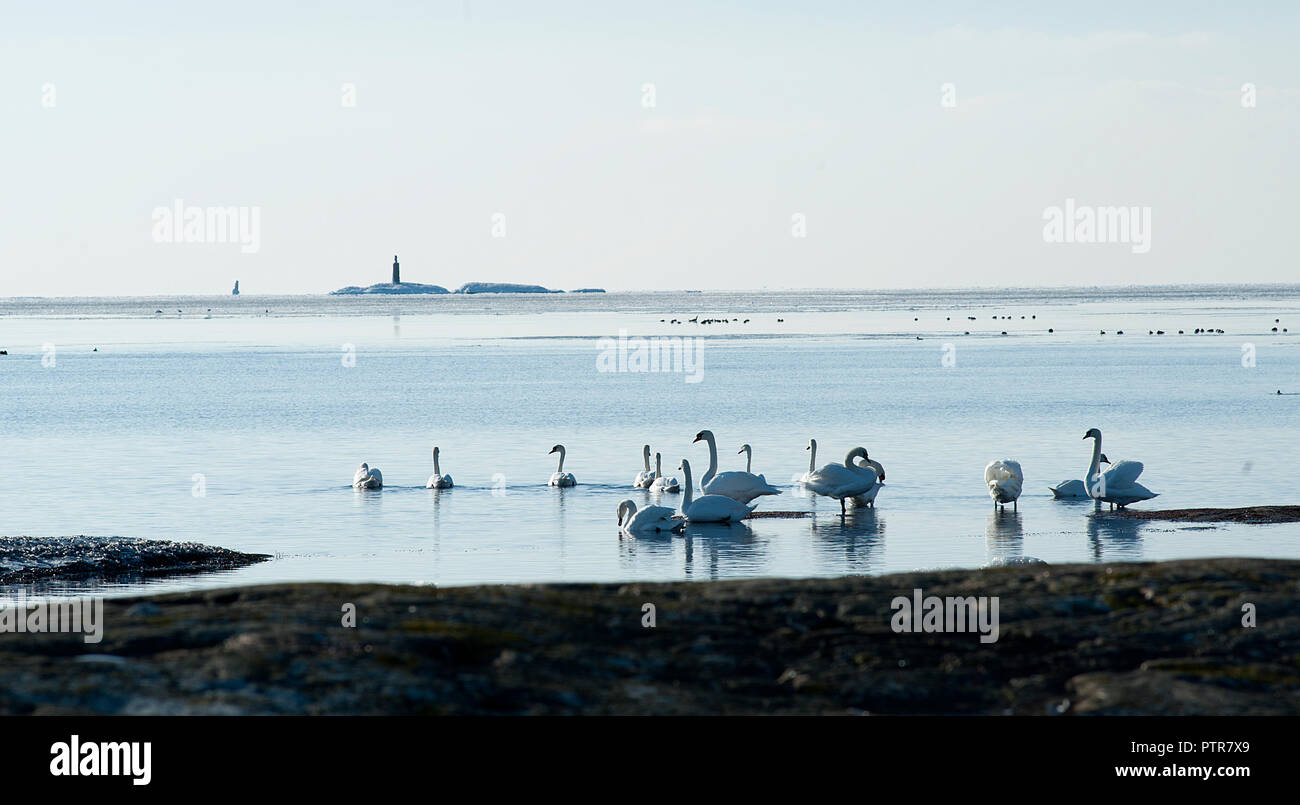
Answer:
[0, 536, 270, 587]
[0, 557, 1295, 715]
[1112, 506, 1300, 524]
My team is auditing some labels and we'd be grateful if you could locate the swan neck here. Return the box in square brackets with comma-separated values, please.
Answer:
[655, 453, 662, 475]
[809, 441, 816, 473]
[1087, 436, 1102, 487]
[681, 461, 694, 507]
[557, 446, 566, 473]
[642, 446, 651, 472]
[433, 450, 441, 476]
[702, 434, 718, 485]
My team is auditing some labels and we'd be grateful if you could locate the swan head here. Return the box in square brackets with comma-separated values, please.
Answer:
[642, 444, 651, 457]
[692, 430, 714, 444]
[432, 446, 440, 457]
[678, 458, 691, 473]
[738, 443, 751, 455]
[548, 444, 565, 455]
[1100, 453, 1111, 464]
[616, 499, 636, 525]
[359, 463, 369, 471]
[806, 439, 815, 451]
[1083, 428, 1102, 440]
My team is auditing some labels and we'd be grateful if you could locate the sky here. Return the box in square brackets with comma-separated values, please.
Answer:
[2, 1, 1298, 295]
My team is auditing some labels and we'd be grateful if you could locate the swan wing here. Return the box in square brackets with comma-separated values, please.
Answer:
[1103, 460, 1144, 489]
[702, 471, 781, 500]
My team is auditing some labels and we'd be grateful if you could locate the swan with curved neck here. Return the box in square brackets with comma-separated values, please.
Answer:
[848, 451, 886, 508]
[427, 446, 453, 489]
[617, 499, 684, 534]
[633, 444, 656, 488]
[1080, 428, 1158, 508]
[691, 430, 781, 504]
[678, 459, 754, 522]
[353, 462, 383, 489]
[650, 452, 680, 493]
[803, 447, 882, 515]
[548, 444, 577, 487]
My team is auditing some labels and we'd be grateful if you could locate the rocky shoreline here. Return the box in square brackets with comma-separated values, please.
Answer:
[1, 557, 1296, 715]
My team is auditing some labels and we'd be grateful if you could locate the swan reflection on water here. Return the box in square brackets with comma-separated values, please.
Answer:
[985, 509, 1025, 565]
[1086, 512, 1145, 561]
[809, 508, 885, 573]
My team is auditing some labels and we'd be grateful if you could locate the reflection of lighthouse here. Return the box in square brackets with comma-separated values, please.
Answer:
[392, 255, 400, 285]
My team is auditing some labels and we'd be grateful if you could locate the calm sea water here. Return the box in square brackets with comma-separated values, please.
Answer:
[2, 286, 1298, 598]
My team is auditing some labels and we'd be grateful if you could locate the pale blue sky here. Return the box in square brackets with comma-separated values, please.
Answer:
[3, 1, 1298, 295]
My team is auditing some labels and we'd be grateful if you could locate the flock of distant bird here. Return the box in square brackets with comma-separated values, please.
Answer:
[351, 427, 1159, 535]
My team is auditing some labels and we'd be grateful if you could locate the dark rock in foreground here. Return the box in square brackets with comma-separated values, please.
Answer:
[1113, 506, 1300, 524]
[0, 536, 270, 587]
[2, 557, 1296, 715]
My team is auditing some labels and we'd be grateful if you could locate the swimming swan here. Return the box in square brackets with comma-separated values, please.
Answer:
[633, 444, 656, 488]
[650, 452, 680, 493]
[427, 447, 453, 489]
[353, 462, 383, 489]
[617, 499, 684, 534]
[1081, 428, 1158, 509]
[985, 459, 1023, 510]
[804, 447, 882, 515]
[548, 444, 577, 487]
[678, 459, 755, 522]
[1050, 454, 1110, 498]
[692, 430, 781, 503]
[800, 439, 818, 484]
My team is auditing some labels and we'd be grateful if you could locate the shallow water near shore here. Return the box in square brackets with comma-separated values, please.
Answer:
[2, 286, 1299, 599]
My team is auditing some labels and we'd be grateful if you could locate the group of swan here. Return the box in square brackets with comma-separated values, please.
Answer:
[994, 428, 1158, 510]
[801, 444, 886, 515]
[354, 428, 1158, 535]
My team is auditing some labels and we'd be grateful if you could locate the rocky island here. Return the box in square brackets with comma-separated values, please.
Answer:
[330, 255, 450, 295]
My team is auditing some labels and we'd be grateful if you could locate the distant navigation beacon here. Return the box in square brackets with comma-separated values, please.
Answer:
[392, 255, 400, 285]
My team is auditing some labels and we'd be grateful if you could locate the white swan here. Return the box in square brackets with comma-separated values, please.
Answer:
[548, 444, 577, 487]
[650, 452, 680, 493]
[426, 446, 453, 489]
[985, 459, 1023, 510]
[678, 459, 754, 522]
[848, 452, 886, 508]
[1081, 428, 1158, 509]
[617, 499, 684, 534]
[804, 447, 882, 515]
[1050, 454, 1111, 498]
[692, 430, 781, 504]
[738, 443, 753, 473]
[353, 462, 383, 489]
[800, 439, 818, 484]
[633, 444, 656, 488]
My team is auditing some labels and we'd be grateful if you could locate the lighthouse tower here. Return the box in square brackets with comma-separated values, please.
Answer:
[392, 255, 400, 285]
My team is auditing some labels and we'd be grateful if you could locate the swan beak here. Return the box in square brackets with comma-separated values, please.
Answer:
[692, 435, 702, 443]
